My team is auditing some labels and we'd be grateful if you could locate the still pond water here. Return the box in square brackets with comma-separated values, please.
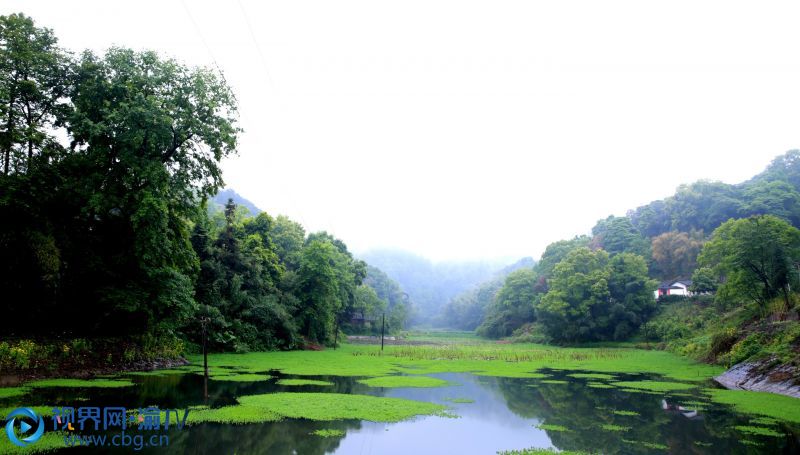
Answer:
[7, 369, 800, 454]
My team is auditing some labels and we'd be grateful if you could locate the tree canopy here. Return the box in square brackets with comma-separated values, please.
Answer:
[0, 14, 406, 352]
[698, 215, 800, 309]
[537, 248, 655, 342]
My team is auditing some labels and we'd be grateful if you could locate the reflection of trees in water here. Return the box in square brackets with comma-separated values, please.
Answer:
[493, 376, 792, 454]
[163, 419, 361, 455]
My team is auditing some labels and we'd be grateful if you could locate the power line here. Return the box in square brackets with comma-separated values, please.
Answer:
[180, 0, 235, 101]
[236, 0, 277, 92]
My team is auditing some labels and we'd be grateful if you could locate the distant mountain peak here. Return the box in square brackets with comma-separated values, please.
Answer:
[211, 188, 262, 216]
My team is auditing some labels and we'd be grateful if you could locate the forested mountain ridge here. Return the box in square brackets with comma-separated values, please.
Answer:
[476, 151, 800, 375]
[212, 188, 262, 216]
[628, 150, 800, 238]
[438, 257, 535, 330]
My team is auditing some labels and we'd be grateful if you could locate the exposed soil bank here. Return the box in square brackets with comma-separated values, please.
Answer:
[714, 360, 800, 399]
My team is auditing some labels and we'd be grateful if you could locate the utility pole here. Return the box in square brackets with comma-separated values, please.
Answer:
[200, 317, 210, 401]
[333, 318, 339, 350]
[201, 317, 209, 376]
[380, 313, 385, 352]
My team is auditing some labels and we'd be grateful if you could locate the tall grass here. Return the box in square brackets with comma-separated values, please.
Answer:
[354, 345, 624, 363]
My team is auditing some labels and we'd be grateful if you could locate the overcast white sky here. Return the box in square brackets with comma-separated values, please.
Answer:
[5, 1, 800, 261]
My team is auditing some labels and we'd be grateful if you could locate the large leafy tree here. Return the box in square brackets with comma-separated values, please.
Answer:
[0, 13, 70, 175]
[271, 215, 306, 270]
[650, 230, 704, 280]
[698, 215, 800, 310]
[53, 47, 239, 336]
[537, 248, 655, 342]
[535, 236, 591, 277]
[0, 15, 241, 337]
[190, 200, 296, 351]
[296, 233, 366, 344]
[477, 268, 540, 339]
[362, 265, 410, 332]
[591, 215, 650, 259]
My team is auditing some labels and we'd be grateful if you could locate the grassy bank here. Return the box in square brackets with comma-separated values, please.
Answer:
[644, 297, 800, 369]
[188, 341, 722, 382]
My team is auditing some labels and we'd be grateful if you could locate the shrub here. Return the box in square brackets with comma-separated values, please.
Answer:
[709, 328, 738, 360]
[657, 295, 688, 305]
[721, 333, 766, 366]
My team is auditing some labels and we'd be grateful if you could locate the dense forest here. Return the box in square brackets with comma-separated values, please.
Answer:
[0, 14, 408, 366]
[469, 150, 800, 367]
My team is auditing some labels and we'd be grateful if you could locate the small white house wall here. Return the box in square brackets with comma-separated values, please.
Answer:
[669, 287, 689, 296]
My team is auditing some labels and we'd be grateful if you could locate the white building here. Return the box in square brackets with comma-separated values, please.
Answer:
[654, 279, 693, 299]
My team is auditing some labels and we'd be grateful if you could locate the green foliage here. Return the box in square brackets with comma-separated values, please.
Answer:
[650, 230, 703, 280]
[0, 14, 239, 338]
[189, 201, 298, 351]
[209, 373, 272, 382]
[629, 151, 800, 238]
[699, 215, 800, 309]
[707, 388, 800, 424]
[188, 404, 281, 424]
[439, 258, 535, 331]
[601, 424, 630, 432]
[271, 215, 305, 270]
[277, 379, 333, 386]
[360, 265, 410, 333]
[591, 216, 651, 259]
[0, 13, 70, 176]
[235, 392, 447, 422]
[734, 425, 784, 438]
[497, 449, 590, 455]
[356, 375, 451, 388]
[535, 236, 591, 277]
[0, 430, 69, 454]
[537, 249, 656, 342]
[0, 336, 183, 373]
[535, 423, 570, 432]
[689, 267, 718, 293]
[609, 380, 695, 392]
[478, 268, 540, 338]
[25, 378, 133, 388]
[0, 386, 29, 399]
[297, 237, 359, 344]
[0, 14, 378, 361]
[192, 341, 722, 382]
[311, 429, 345, 437]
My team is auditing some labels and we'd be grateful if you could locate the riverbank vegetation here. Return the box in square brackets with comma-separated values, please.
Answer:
[447, 154, 800, 374]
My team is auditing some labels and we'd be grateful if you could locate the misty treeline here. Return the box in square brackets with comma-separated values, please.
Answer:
[0, 14, 407, 354]
[359, 249, 516, 323]
[443, 150, 800, 342]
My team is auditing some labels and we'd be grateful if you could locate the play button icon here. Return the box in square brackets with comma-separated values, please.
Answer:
[4, 407, 45, 447]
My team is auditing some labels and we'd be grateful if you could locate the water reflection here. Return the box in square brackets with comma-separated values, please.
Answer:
[2, 369, 798, 454]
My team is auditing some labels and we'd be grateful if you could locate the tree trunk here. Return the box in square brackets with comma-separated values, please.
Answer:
[4, 89, 15, 175]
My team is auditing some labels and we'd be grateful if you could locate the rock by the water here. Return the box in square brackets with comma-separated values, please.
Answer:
[714, 361, 800, 398]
